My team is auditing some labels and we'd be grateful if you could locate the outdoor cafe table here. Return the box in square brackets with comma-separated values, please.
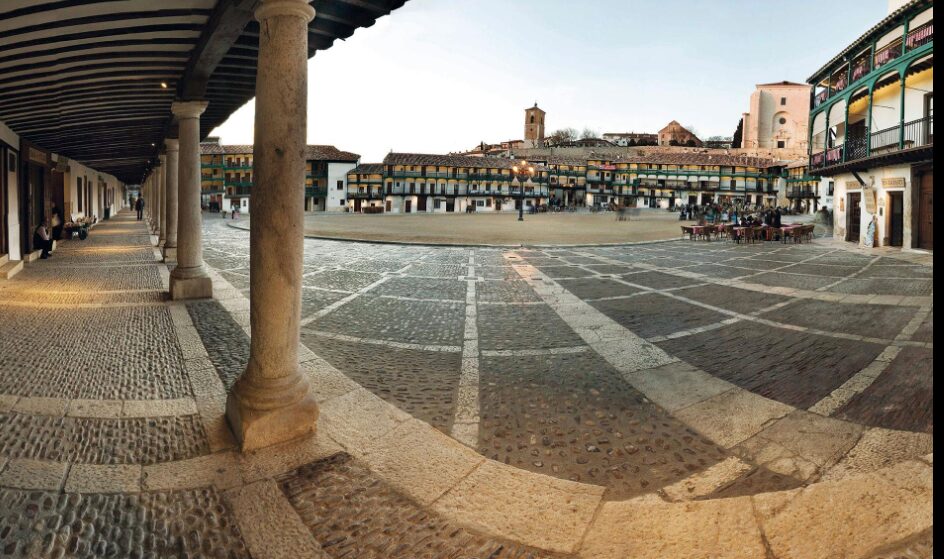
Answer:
[682, 225, 711, 241]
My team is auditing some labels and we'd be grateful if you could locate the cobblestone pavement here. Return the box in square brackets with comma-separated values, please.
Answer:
[0, 212, 932, 557]
[0, 486, 249, 558]
[198, 218, 933, 501]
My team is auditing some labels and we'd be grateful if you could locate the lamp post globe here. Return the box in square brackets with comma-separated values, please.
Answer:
[513, 160, 534, 222]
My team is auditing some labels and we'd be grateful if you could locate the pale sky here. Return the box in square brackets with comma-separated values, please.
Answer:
[210, 0, 888, 163]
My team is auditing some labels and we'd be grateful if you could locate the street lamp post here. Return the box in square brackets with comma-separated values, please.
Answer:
[512, 160, 535, 222]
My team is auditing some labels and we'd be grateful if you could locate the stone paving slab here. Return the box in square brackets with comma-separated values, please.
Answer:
[833, 346, 933, 433]
[303, 335, 461, 433]
[658, 321, 885, 409]
[478, 352, 730, 499]
[590, 292, 728, 339]
[279, 453, 571, 558]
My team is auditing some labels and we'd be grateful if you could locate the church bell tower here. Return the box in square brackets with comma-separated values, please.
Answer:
[524, 103, 545, 145]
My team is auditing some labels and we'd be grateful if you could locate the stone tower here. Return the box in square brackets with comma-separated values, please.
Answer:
[524, 103, 545, 144]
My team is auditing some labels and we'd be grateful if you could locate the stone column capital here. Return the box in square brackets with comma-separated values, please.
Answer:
[165, 138, 180, 151]
[255, 0, 315, 22]
[171, 100, 208, 119]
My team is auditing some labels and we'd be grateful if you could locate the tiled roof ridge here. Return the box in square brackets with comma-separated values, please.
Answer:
[199, 142, 359, 161]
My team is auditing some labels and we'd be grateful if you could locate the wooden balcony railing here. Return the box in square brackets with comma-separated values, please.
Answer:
[874, 39, 903, 69]
[906, 21, 933, 50]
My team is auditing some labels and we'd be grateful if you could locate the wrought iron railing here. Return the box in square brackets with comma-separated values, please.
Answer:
[846, 134, 869, 160]
[902, 115, 933, 148]
[870, 124, 901, 152]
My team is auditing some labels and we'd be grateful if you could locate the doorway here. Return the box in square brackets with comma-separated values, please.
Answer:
[404, 199, 412, 213]
[917, 170, 933, 250]
[888, 191, 903, 247]
[22, 164, 44, 254]
[354, 199, 362, 213]
[417, 196, 427, 212]
[847, 192, 861, 243]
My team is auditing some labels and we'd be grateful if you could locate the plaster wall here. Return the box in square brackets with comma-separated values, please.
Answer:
[832, 163, 915, 247]
[326, 162, 356, 212]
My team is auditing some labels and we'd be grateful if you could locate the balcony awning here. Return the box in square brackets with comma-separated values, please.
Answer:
[0, 0, 405, 184]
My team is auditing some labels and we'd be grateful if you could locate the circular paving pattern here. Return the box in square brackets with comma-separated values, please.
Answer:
[0, 212, 932, 558]
[201, 217, 933, 501]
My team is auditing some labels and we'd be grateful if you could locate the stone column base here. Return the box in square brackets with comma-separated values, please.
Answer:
[169, 275, 212, 300]
[162, 246, 177, 263]
[225, 391, 319, 451]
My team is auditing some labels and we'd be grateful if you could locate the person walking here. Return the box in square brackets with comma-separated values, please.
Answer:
[50, 202, 64, 240]
[135, 196, 144, 220]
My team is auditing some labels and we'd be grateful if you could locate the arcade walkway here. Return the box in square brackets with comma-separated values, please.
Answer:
[0, 211, 932, 559]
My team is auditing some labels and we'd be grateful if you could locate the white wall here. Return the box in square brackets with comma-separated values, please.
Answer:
[326, 162, 355, 212]
[832, 163, 913, 246]
[1, 120, 21, 260]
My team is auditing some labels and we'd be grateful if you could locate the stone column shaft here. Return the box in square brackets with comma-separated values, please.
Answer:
[157, 158, 167, 246]
[163, 139, 180, 261]
[226, 0, 318, 451]
[170, 101, 211, 300]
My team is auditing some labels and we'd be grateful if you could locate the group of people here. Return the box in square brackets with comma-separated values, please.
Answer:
[33, 202, 72, 259]
[678, 202, 787, 228]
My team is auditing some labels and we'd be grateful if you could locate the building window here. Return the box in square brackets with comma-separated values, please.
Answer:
[779, 117, 787, 125]
[336, 180, 343, 190]
[777, 140, 785, 148]
[340, 199, 345, 205]
[77, 177, 83, 211]
[780, 97, 786, 105]
[828, 181, 834, 196]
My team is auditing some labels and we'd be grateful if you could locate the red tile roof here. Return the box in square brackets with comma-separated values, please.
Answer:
[383, 152, 546, 171]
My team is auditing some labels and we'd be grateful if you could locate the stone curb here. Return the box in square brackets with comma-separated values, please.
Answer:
[1, 395, 198, 418]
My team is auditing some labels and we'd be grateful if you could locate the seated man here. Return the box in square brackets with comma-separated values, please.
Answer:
[34, 221, 53, 259]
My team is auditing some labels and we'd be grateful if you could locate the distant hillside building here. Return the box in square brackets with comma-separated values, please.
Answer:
[740, 81, 811, 154]
[658, 121, 702, 146]
[602, 132, 658, 146]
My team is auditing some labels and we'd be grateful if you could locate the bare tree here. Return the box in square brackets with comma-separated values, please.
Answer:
[580, 127, 599, 140]
[547, 127, 578, 145]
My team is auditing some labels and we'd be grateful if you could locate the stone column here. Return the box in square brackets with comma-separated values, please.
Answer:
[157, 156, 167, 247]
[169, 100, 212, 300]
[152, 171, 160, 237]
[163, 139, 180, 262]
[226, 0, 318, 451]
